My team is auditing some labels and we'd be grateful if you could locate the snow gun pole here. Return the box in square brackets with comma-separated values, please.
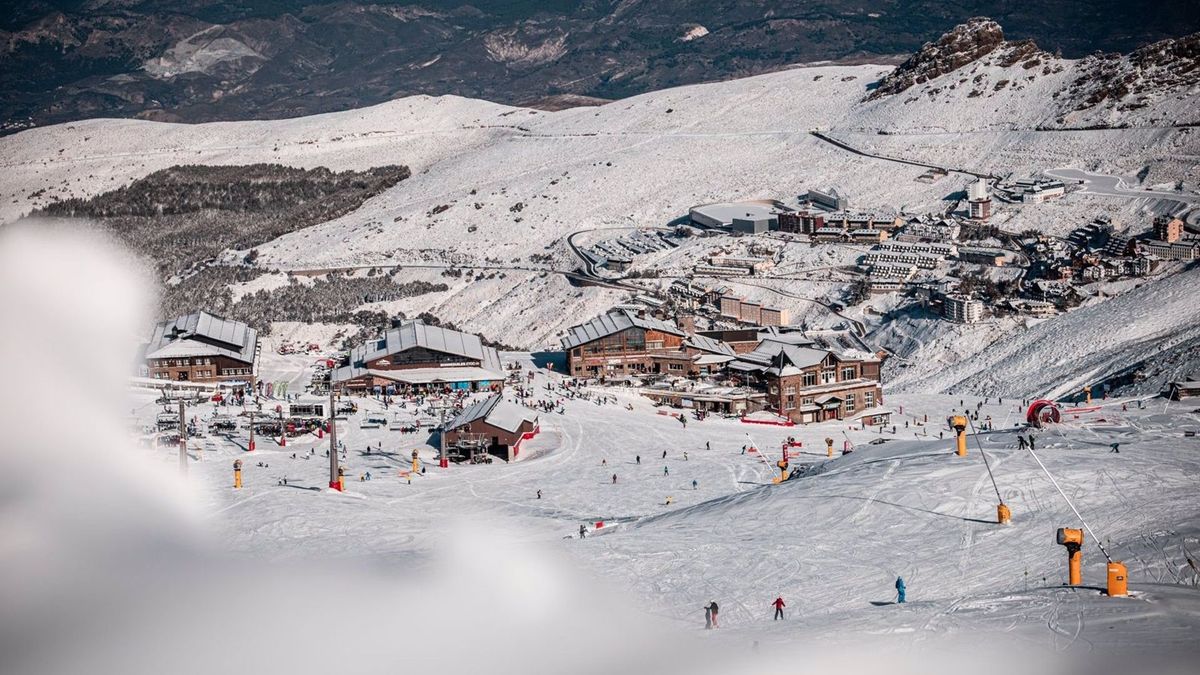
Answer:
[966, 417, 1008, 524]
[1024, 444, 1127, 597]
[327, 360, 340, 491]
[178, 399, 188, 475]
[744, 432, 768, 464]
[1024, 444, 1111, 561]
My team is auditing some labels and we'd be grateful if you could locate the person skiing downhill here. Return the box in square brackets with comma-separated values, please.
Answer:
[579, 525, 587, 539]
[895, 577, 906, 604]
[664, 466, 669, 476]
[1017, 435, 1028, 450]
[704, 604, 712, 630]
[772, 597, 785, 620]
[636, 455, 641, 464]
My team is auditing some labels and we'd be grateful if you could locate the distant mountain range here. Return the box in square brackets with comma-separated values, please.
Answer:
[3, 1, 1198, 133]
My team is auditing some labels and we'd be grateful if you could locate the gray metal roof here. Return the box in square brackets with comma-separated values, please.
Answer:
[446, 395, 538, 434]
[684, 334, 736, 357]
[560, 309, 685, 350]
[145, 311, 257, 363]
[348, 320, 502, 372]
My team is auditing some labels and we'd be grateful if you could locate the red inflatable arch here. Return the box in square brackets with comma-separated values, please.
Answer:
[1026, 399, 1061, 427]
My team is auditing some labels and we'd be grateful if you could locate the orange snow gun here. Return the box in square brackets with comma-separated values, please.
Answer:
[825, 437, 834, 458]
[1057, 527, 1084, 586]
[950, 415, 968, 457]
[773, 457, 790, 484]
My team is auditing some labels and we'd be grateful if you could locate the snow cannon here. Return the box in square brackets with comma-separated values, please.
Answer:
[773, 457, 790, 484]
[1057, 527, 1084, 586]
[825, 437, 834, 458]
[1083, 385, 1092, 405]
[332, 466, 345, 492]
[997, 502, 1011, 525]
[1026, 400, 1061, 428]
[1106, 561, 1128, 597]
[411, 449, 420, 474]
[950, 415, 968, 457]
[233, 459, 243, 489]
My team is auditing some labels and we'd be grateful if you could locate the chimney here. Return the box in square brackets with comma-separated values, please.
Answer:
[678, 314, 696, 335]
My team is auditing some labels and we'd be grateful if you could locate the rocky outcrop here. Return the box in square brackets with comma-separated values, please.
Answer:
[1066, 32, 1200, 111]
[866, 18, 1006, 100]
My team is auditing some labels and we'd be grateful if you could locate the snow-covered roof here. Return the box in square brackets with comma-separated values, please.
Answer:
[145, 311, 257, 363]
[341, 320, 502, 375]
[560, 310, 684, 350]
[684, 334, 736, 356]
[446, 395, 538, 434]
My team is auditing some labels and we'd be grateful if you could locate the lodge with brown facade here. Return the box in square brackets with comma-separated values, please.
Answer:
[332, 320, 505, 394]
[142, 311, 259, 387]
[443, 394, 540, 462]
[727, 334, 884, 424]
[560, 310, 689, 379]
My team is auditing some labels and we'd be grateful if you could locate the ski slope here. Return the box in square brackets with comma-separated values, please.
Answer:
[3, 224, 1199, 675]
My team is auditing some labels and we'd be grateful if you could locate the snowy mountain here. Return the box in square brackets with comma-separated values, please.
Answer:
[1, 18, 1198, 396]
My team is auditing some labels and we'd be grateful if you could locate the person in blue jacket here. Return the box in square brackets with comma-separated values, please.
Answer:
[895, 576, 907, 604]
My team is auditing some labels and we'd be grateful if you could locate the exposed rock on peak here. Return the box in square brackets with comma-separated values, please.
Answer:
[867, 18, 1006, 100]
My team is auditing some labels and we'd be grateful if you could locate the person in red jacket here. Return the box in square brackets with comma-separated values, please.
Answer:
[772, 596, 785, 620]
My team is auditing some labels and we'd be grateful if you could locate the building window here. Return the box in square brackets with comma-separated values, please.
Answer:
[668, 363, 683, 371]
[841, 366, 856, 381]
[821, 369, 835, 384]
[802, 397, 814, 405]
[784, 385, 796, 395]
[785, 395, 795, 410]
[802, 372, 817, 387]
[865, 390, 875, 408]
[769, 385, 778, 395]
[845, 393, 856, 412]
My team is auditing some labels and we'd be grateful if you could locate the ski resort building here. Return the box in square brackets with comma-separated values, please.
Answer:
[443, 394, 539, 462]
[142, 311, 259, 387]
[331, 320, 504, 394]
[561, 310, 688, 379]
[727, 334, 884, 424]
[967, 179, 992, 220]
[689, 201, 779, 232]
[944, 295, 985, 324]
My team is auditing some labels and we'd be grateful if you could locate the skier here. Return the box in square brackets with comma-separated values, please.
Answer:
[692, 479, 698, 490]
[636, 455, 641, 465]
[704, 604, 712, 630]
[664, 466, 669, 476]
[706, 441, 711, 451]
[612, 473, 618, 484]
[579, 525, 587, 539]
[680, 416, 687, 429]
[895, 577, 906, 604]
[365, 471, 371, 481]
[772, 596, 786, 620]
[741, 445, 747, 455]
[1017, 435, 1028, 450]
[1028, 434, 1037, 451]
[684, 452, 688, 461]
[662, 450, 667, 459]
[1109, 443, 1120, 454]
[706, 601, 720, 628]
[537, 489, 543, 499]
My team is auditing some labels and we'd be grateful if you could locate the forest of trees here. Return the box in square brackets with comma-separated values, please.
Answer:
[160, 268, 447, 335]
[38, 163, 411, 278]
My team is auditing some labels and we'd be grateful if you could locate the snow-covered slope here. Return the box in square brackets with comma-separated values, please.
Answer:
[882, 264, 1200, 398]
